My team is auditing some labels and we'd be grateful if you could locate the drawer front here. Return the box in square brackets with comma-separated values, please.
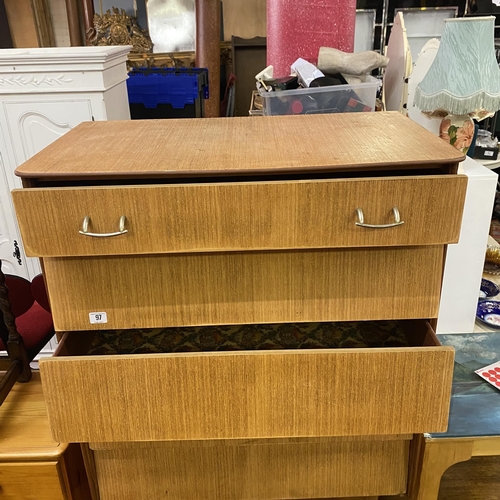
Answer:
[12, 175, 467, 257]
[0, 462, 65, 500]
[40, 338, 454, 443]
[43, 246, 444, 331]
[92, 439, 409, 499]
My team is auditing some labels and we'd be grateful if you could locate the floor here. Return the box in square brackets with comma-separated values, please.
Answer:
[438, 456, 500, 500]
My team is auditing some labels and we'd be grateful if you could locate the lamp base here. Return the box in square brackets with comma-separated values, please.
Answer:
[439, 114, 475, 154]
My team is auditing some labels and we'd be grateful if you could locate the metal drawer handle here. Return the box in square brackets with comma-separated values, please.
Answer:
[79, 215, 128, 238]
[355, 207, 404, 229]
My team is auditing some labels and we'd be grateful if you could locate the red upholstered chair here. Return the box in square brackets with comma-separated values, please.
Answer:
[0, 260, 54, 405]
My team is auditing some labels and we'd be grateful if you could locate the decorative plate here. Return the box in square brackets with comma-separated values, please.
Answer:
[476, 301, 500, 328]
[480, 279, 500, 299]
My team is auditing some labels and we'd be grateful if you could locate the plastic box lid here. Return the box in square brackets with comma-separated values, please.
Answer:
[127, 68, 209, 109]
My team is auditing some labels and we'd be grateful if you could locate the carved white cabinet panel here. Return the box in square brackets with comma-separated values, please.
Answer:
[0, 47, 131, 355]
[4, 100, 93, 165]
[0, 46, 131, 281]
[0, 133, 29, 279]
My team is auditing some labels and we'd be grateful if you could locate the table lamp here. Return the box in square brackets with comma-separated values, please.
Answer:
[414, 16, 500, 153]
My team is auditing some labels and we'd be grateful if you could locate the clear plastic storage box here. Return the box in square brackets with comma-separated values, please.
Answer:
[258, 75, 378, 116]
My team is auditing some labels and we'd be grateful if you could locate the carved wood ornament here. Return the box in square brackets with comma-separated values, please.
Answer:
[87, 7, 153, 53]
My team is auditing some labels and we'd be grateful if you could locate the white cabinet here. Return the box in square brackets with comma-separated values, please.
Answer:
[0, 46, 131, 280]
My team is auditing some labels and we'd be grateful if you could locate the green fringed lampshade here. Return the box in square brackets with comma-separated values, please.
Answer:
[414, 16, 500, 116]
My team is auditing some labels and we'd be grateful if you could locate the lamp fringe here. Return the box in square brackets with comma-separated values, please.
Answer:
[414, 87, 500, 115]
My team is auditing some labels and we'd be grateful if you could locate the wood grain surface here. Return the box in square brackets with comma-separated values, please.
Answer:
[0, 373, 92, 499]
[4, 0, 40, 48]
[93, 439, 409, 499]
[439, 455, 500, 500]
[223, 0, 266, 40]
[0, 373, 64, 461]
[39, 336, 454, 442]
[14, 113, 464, 179]
[89, 434, 415, 450]
[13, 175, 467, 257]
[0, 462, 65, 500]
[42, 246, 445, 331]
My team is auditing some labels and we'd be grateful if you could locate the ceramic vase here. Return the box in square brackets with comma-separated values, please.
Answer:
[439, 114, 475, 154]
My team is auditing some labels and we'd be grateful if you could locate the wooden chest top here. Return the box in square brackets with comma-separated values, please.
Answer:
[15, 112, 463, 180]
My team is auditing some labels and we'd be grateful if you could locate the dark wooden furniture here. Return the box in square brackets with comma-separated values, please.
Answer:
[0, 0, 13, 48]
[231, 35, 266, 116]
[0, 261, 54, 404]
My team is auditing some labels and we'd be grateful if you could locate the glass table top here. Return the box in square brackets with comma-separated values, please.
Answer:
[430, 333, 500, 438]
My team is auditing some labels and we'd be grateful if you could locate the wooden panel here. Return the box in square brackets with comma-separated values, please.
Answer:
[0, 462, 64, 500]
[92, 439, 409, 499]
[42, 246, 444, 331]
[12, 175, 467, 257]
[439, 455, 500, 500]
[0, 372, 65, 461]
[232, 36, 266, 117]
[58, 444, 93, 500]
[39, 338, 454, 442]
[14, 112, 464, 179]
[223, 0, 266, 40]
[80, 444, 100, 500]
[89, 435, 415, 450]
[0, 0, 14, 48]
[472, 436, 500, 456]
[4, 0, 39, 48]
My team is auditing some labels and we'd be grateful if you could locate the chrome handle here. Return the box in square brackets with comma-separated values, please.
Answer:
[79, 215, 128, 238]
[355, 207, 404, 229]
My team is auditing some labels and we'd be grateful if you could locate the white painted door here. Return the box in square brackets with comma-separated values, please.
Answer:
[3, 99, 93, 164]
[0, 98, 93, 280]
[0, 131, 29, 279]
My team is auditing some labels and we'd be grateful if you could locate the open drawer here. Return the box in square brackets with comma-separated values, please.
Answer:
[12, 175, 467, 257]
[40, 319, 454, 443]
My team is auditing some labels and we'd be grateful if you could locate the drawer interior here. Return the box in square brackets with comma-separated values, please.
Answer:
[56, 319, 442, 358]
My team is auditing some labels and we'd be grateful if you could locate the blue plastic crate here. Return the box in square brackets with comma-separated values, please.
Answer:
[127, 68, 209, 110]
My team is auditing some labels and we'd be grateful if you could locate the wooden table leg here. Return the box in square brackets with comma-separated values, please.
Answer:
[409, 438, 474, 500]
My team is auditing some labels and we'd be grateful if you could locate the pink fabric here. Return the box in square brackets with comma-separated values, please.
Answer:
[267, 0, 356, 77]
[0, 301, 54, 350]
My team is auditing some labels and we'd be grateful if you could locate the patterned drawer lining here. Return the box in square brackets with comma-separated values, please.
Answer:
[87, 321, 410, 355]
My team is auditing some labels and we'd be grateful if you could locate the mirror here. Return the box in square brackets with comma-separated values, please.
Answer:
[146, 0, 195, 52]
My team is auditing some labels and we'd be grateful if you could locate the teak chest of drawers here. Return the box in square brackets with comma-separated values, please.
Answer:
[12, 112, 466, 499]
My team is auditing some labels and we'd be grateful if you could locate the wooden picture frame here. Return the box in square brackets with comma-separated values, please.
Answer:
[4, 0, 54, 48]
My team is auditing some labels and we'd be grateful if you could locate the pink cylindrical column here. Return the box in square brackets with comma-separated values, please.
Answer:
[267, 0, 356, 77]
